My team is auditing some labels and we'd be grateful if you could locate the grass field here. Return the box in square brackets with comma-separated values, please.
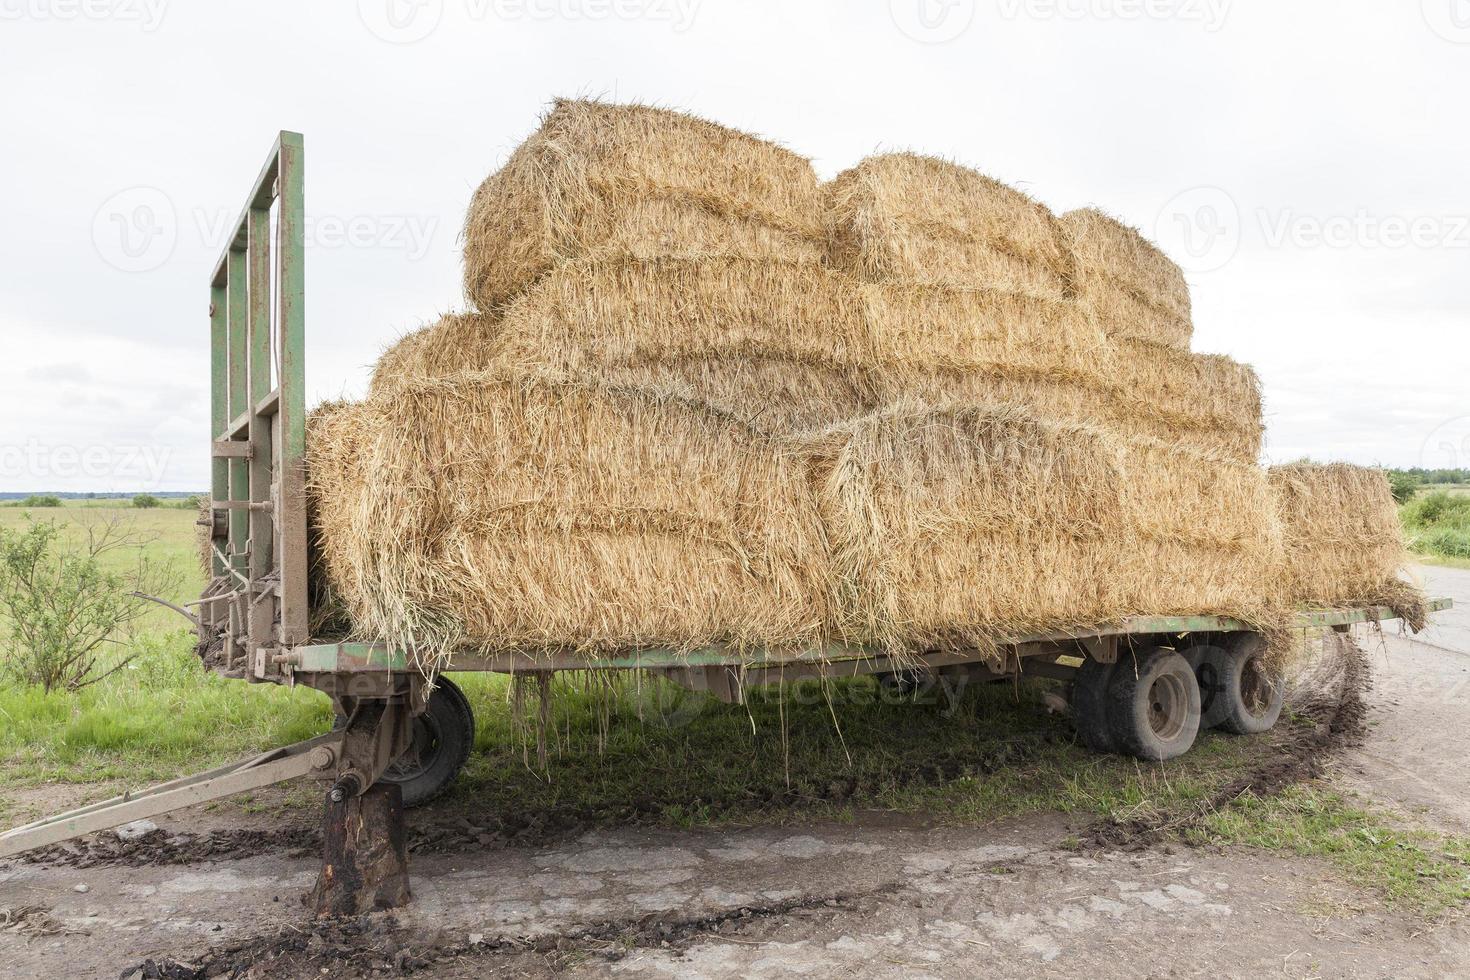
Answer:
[0, 499, 1467, 915]
[1402, 485, 1470, 567]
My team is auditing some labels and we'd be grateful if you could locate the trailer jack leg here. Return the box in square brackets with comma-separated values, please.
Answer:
[308, 695, 416, 916]
[309, 781, 410, 916]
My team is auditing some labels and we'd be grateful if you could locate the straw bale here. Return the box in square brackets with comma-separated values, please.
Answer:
[463, 99, 824, 311]
[824, 153, 1074, 299]
[1120, 439, 1282, 616]
[308, 371, 828, 663]
[1063, 208, 1192, 349]
[488, 256, 881, 432]
[1268, 463, 1408, 607]
[369, 313, 501, 397]
[1103, 337, 1264, 461]
[799, 401, 1131, 652]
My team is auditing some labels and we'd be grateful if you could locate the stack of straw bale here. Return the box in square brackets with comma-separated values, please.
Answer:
[304, 99, 1415, 662]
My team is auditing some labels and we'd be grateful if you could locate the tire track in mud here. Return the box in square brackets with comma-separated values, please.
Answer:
[119, 885, 902, 979]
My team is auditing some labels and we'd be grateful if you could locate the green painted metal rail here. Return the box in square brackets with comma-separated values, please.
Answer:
[286, 598, 1452, 675]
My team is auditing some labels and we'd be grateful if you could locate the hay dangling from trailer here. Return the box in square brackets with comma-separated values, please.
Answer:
[308, 371, 831, 667]
[1267, 463, 1421, 620]
[823, 153, 1076, 300]
[1062, 208, 1193, 350]
[462, 98, 825, 312]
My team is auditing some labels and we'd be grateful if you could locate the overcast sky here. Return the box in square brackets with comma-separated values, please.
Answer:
[1, 0, 1467, 491]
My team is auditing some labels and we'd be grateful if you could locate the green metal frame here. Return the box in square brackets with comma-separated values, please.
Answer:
[286, 598, 1453, 676]
[205, 131, 309, 677]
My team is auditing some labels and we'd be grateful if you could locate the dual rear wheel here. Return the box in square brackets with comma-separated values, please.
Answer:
[1072, 633, 1283, 761]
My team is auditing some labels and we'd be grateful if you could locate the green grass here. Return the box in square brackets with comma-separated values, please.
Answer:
[444, 671, 1265, 830]
[1191, 785, 1470, 917]
[0, 628, 329, 787]
[1401, 489, 1470, 562]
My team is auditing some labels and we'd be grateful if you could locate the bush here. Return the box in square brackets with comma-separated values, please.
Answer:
[178, 494, 204, 510]
[131, 494, 161, 509]
[1401, 490, 1470, 562]
[14, 495, 63, 508]
[1387, 471, 1420, 505]
[0, 517, 180, 693]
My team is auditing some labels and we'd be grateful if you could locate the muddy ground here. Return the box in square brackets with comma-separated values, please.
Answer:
[2, 566, 1467, 979]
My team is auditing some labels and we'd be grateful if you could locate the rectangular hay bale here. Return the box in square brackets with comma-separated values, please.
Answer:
[1119, 439, 1281, 617]
[462, 99, 824, 312]
[1268, 463, 1407, 607]
[308, 371, 829, 660]
[824, 153, 1075, 299]
[1063, 208, 1192, 350]
[798, 402, 1133, 651]
[1103, 337, 1264, 462]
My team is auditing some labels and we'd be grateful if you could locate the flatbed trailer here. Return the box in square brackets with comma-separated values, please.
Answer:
[0, 134, 1453, 912]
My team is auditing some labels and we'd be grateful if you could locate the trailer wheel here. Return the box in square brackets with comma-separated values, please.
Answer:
[1106, 648, 1201, 761]
[378, 677, 476, 808]
[1197, 633, 1283, 735]
[1071, 657, 1119, 753]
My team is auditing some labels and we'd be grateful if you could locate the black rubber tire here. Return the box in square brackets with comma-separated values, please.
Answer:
[1197, 633, 1284, 735]
[378, 678, 476, 808]
[1106, 647, 1202, 761]
[1071, 656, 1120, 753]
[877, 671, 925, 699]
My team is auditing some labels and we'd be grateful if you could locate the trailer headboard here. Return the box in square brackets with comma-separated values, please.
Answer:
[204, 131, 308, 677]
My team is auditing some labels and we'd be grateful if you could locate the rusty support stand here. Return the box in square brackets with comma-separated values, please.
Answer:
[309, 782, 410, 917]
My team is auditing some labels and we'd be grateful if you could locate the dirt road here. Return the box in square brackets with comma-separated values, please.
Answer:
[2, 567, 1467, 979]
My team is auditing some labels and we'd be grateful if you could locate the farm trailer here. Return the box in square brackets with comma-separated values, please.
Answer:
[0, 133, 1452, 912]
